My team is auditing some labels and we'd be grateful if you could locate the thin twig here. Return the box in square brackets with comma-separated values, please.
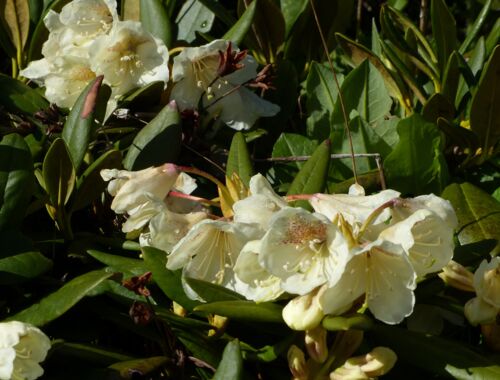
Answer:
[253, 153, 381, 162]
[419, 0, 428, 34]
[374, 155, 387, 190]
[308, 0, 359, 184]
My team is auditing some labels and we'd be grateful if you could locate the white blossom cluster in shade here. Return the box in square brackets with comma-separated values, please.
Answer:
[20, 0, 279, 130]
[20, 0, 169, 117]
[102, 166, 458, 330]
[0, 321, 51, 380]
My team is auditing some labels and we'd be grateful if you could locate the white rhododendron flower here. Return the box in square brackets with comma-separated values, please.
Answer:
[170, 39, 280, 130]
[0, 321, 51, 380]
[320, 239, 417, 325]
[233, 173, 288, 230]
[465, 257, 500, 325]
[167, 220, 260, 300]
[391, 194, 458, 228]
[380, 209, 455, 276]
[100, 164, 180, 215]
[310, 187, 400, 235]
[233, 240, 284, 302]
[90, 20, 169, 96]
[21, 0, 168, 116]
[259, 207, 350, 295]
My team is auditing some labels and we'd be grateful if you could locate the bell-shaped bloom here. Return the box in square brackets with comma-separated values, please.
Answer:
[465, 258, 500, 325]
[101, 164, 180, 215]
[310, 188, 400, 235]
[0, 321, 51, 380]
[166, 220, 260, 300]
[320, 239, 416, 325]
[330, 347, 397, 380]
[259, 208, 350, 295]
[170, 39, 279, 130]
[233, 173, 288, 231]
[232, 240, 284, 302]
[90, 20, 169, 96]
[380, 209, 455, 276]
[391, 194, 457, 229]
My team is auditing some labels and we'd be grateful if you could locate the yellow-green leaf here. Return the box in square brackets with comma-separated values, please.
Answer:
[0, 0, 30, 51]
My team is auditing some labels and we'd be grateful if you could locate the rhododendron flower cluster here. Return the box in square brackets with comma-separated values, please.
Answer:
[21, 0, 168, 116]
[0, 321, 51, 380]
[102, 166, 458, 330]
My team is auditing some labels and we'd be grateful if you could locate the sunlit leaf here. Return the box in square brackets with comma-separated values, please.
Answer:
[176, 0, 215, 43]
[213, 340, 243, 380]
[140, 0, 172, 46]
[0, 251, 52, 284]
[442, 182, 500, 256]
[0, 0, 30, 52]
[222, 0, 257, 45]
[226, 132, 254, 187]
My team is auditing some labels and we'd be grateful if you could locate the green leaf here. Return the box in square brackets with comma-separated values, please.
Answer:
[335, 33, 409, 110]
[71, 149, 122, 212]
[122, 0, 139, 21]
[459, 0, 492, 54]
[332, 60, 392, 127]
[0, 0, 30, 52]
[87, 250, 147, 276]
[442, 182, 500, 256]
[243, 0, 285, 62]
[280, 0, 308, 37]
[422, 93, 455, 123]
[485, 18, 500, 56]
[0, 73, 49, 114]
[322, 314, 373, 331]
[183, 277, 245, 303]
[371, 324, 500, 379]
[441, 51, 460, 106]
[194, 300, 284, 323]
[222, 0, 257, 45]
[142, 246, 200, 310]
[51, 341, 134, 365]
[456, 37, 485, 108]
[213, 340, 243, 380]
[431, 0, 457, 76]
[123, 102, 182, 170]
[286, 139, 331, 210]
[470, 45, 500, 158]
[329, 116, 392, 179]
[118, 81, 164, 109]
[0, 251, 52, 284]
[0, 134, 34, 231]
[384, 114, 449, 195]
[176, 0, 215, 43]
[9, 269, 113, 326]
[305, 61, 342, 140]
[42, 138, 76, 208]
[109, 357, 168, 379]
[62, 76, 111, 172]
[226, 132, 254, 186]
[140, 0, 172, 47]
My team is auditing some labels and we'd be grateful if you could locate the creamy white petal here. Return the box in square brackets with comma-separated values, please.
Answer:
[259, 208, 350, 295]
[473, 257, 500, 309]
[233, 240, 284, 302]
[464, 297, 498, 326]
[381, 209, 455, 276]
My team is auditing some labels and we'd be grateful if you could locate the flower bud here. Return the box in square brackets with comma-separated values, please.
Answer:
[172, 301, 187, 317]
[305, 326, 328, 363]
[330, 347, 397, 380]
[283, 288, 325, 331]
[208, 314, 229, 337]
[438, 260, 474, 292]
[287, 345, 308, 380]
[464, 297, 498, 326]
[477, 260, 500, 308]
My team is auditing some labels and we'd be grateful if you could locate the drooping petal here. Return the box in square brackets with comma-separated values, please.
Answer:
[473, 258, 500, 309]
[464, 297, 499, 326]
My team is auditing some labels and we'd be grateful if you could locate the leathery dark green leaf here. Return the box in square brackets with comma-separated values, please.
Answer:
[123, 101, 182, 170]
[140, 0, 172, 46]
[213, 340, 243, 380]
[286, 139, 330, 210]
[62, 76, 110, 172]
[0, 133, 34, 231]
[442, 182, 500, 256]
[8, 269, 113, 326]
[226, 132, 254, 186]
[42, 138, 76, 208]
[194, 300, 284, 323]
[222, 0, 257, 45]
